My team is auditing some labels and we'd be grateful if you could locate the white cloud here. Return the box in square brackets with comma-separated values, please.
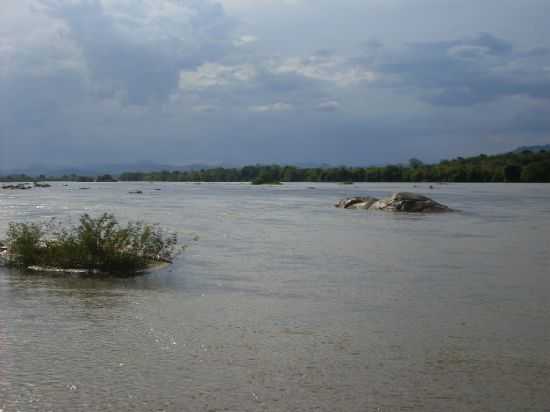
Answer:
[0, 1, 85, 78]
[270, 55, 376, 86]
[179, 63, 257, 90]
[219, 0, 302, 12]
[249, 102, 294, 112]
[316, 100, 341, 111]
[98, 0, 203, 49]
[234, 35, 258, 47]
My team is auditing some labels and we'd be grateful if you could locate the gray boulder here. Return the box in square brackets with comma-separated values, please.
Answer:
[335, 196, 379, 209]
[0, 242, 7, 265]
[2, 183, 33, 190]
[336, 192, 451, 213]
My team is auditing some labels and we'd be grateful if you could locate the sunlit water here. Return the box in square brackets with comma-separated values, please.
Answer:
[1, 182, 549, 411]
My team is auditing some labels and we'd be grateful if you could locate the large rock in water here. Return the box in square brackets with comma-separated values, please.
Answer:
[336, 192, 451, 213]
[371, 192, 451, 212]
[0, 242, 7, 266]
[334, 196, 379, 209]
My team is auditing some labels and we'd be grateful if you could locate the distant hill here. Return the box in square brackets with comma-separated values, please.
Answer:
[513, 144, 550, 153]
[2, 150, 550, 183]
[0, 162, 219, 177]
[0, 161, 334, 177]
[116, 150, 550, 183]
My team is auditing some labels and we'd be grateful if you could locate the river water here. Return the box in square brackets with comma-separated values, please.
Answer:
[0, 182, 549, 411]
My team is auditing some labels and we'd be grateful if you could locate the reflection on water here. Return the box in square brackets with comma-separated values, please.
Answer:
[1, 182, 550, 411]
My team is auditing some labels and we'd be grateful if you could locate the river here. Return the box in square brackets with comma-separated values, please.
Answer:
[1, 182, 549, 411]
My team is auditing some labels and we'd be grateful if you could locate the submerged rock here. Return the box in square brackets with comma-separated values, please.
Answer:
[26, 259, 170, 275]
[336, 192, 451, 213]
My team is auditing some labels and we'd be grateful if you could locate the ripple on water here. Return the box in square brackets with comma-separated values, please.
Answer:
[1, 182, 550, 411]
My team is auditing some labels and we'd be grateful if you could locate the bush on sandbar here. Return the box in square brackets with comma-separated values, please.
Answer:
[3, 213, 177, 274]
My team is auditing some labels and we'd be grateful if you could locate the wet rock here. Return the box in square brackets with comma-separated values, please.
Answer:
[0, 242, 7, 265]
[370, 192, 451, 213]
[335, 196, 379, 209]
[2, 183, 33, 190]
[336, 192, 451, 213]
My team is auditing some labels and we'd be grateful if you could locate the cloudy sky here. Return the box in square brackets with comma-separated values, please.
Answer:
[1, 0, 550, 170]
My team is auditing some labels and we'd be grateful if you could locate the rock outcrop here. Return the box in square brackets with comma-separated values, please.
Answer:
[336, 192, 451, 213]
[0, 242, 7, 265]
[370, 192, 451, 213]
[335, 197, 379, 209]
[2, 183, 33, 190]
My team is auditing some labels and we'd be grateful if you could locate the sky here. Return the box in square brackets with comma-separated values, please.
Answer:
[1, 0, 550, 171]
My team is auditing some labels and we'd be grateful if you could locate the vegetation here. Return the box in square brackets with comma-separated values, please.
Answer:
[1, 149, 550, 183]
[2, 214, 177, 274]
[251, 168, 282, 185]
[116, 150, 550, 183]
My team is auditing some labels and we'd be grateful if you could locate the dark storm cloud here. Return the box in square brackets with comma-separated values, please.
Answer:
[42, 0, 234, 104]
[368, 33, 550, 106]
[511, 107, 550, 133]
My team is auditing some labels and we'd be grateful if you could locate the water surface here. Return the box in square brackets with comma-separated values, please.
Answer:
[1, 183, 549, 411]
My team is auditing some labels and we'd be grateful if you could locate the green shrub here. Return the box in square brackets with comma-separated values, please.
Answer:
[5, 222, 43, 267]
[3, 213, 177, 274]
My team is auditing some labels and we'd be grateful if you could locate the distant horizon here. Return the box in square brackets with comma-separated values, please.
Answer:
[2, 145, 549, 183]
[2, 142, 549, 176]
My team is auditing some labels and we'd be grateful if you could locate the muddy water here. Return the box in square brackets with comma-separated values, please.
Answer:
[1, 182, 549, 411]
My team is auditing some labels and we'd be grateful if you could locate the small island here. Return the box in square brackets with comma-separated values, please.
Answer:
[0, 213, 177, 275]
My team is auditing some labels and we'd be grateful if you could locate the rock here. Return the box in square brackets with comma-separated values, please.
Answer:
[370, 192, 451, 213]
[336, 192, 451, 213]
[2, 183, 33, 190]
[348, 199, 380, 209]
[335, 196, 379, 209]
[0, 242, 7, 265]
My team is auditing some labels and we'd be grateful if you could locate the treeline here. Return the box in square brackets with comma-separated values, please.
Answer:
[119, 150, 550, 183]
[2, 150, 550, 183]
